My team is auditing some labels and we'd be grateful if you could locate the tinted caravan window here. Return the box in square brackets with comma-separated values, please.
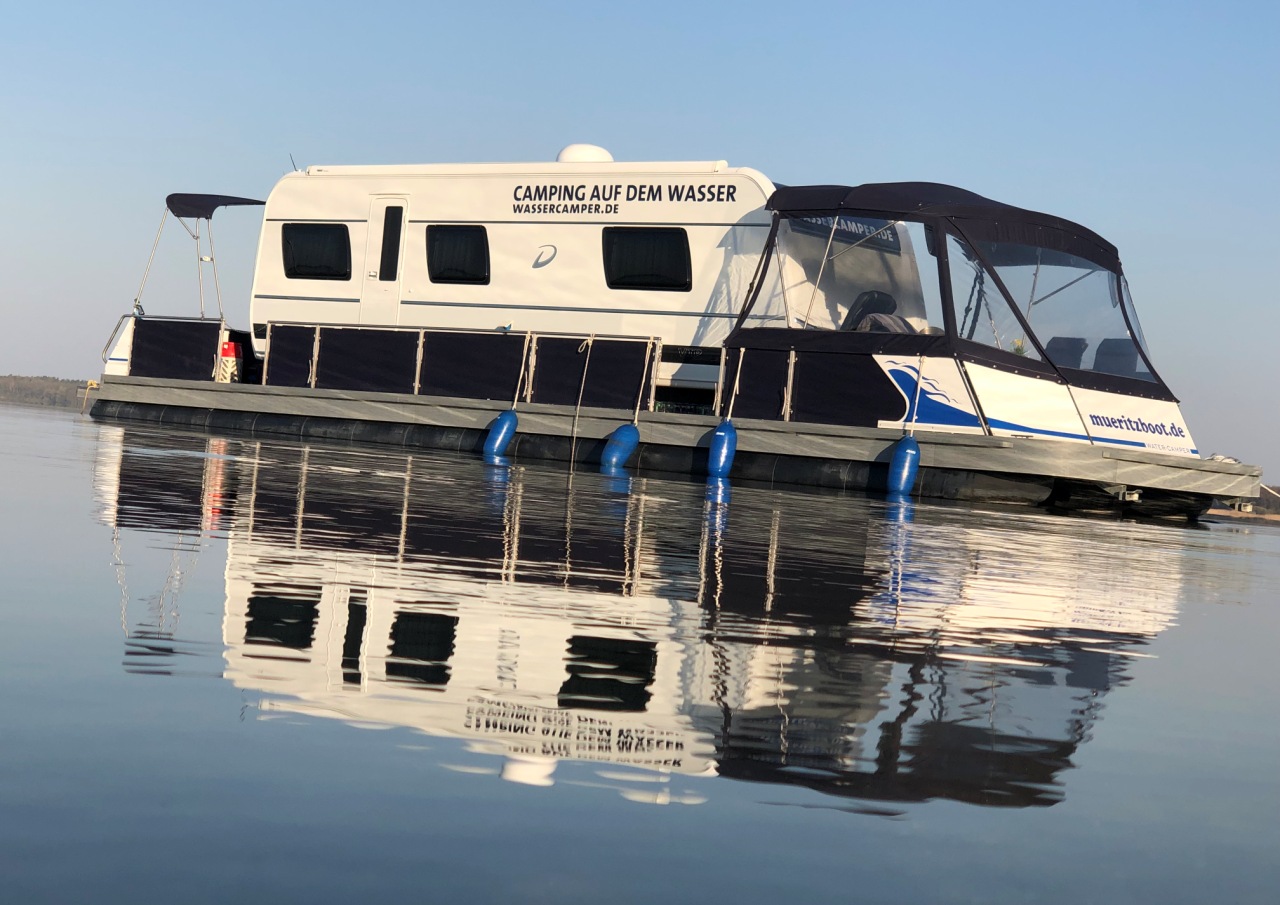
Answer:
[427, 225, 489, 284]
[282, 224, 351, 280]
[602, 227, 691, 291]
[379, 206, 403, 281]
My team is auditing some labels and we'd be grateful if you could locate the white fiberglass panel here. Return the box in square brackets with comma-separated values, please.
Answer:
[104, 317, 135, 376]
[1069, 387, 1197, 456]
[963, 364, 1090, 443]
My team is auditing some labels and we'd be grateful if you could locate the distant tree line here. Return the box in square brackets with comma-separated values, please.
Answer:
[0, 375, 88, 409]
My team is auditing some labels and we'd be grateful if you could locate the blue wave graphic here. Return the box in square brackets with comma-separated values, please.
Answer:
[886, 364, 981, 428]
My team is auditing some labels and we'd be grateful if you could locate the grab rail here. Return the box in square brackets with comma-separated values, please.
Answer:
[100, 313, 135, 364]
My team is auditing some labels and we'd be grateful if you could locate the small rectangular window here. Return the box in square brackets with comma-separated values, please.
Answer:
[602, 227, 691, 292]
[427, 225, 489, 284]
[379, 206, 403, 281]
[282, 223, 351, 281]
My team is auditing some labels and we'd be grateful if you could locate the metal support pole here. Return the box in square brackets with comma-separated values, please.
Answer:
[133, 208, 169, 313]
[194, 219, 206, 318]
[207, 219, 225, 321]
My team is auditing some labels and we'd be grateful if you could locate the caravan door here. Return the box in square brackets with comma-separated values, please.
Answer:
[359, 197, 408, 326]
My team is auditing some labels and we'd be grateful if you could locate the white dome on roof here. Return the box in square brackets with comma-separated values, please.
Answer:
[556, 144, 614, 163]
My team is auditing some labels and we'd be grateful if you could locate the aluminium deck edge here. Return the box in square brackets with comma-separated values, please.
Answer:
[89, 376, 1261, 499]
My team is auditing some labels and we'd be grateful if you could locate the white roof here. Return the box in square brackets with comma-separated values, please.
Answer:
[304, 159, 738, 177]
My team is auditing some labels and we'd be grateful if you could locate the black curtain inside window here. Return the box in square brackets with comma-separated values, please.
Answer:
[603, 228, 690, 291]
[282, 224, 351, 280]
[428, 226, 489, 283]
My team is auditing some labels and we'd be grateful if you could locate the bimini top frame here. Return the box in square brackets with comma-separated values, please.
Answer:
[130, 193, 265, 320]
[732, 182, 1172, 402]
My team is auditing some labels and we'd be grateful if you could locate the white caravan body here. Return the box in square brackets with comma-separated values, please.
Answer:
[248, 149, 775, 387]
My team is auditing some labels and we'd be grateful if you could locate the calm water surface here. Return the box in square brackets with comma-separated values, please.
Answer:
[2, 405, 1278, 903]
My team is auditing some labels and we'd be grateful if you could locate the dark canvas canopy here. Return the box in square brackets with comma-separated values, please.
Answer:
[768, 182, 1119, 272]
[165, 193, 265, 220]
[727, 180, 1175, 402]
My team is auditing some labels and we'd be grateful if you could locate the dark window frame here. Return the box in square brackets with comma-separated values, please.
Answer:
[282, 223, 352, 281]
[602, 227, 692, 292]
[427, 224, 490, 285]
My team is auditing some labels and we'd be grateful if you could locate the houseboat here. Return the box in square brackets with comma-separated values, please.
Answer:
[90, 144, 1260, 517]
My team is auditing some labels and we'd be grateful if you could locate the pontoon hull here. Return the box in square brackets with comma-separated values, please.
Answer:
[89, 376, 1258, 520]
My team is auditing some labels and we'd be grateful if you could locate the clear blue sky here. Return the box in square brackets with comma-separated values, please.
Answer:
[2, 1, 1276, 473]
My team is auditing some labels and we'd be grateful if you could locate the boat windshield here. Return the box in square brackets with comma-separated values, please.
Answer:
[1121, 276, 1151, 357]
[969, 239, 1157, 382]
[743, 215, 946, 334]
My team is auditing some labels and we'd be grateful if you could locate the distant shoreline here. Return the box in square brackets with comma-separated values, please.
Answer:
[1205, 507, 1280, 526]
[0, 374, 91, 409]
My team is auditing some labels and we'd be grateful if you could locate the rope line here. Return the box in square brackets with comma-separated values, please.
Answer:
[512, 331, 533, 408]
[632, 338, 655, 425]
[569, 334, 595, 463]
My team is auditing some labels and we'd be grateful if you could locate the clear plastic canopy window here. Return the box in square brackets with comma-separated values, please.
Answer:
[968, 238, 1156, 381]
[742, 216, 946, 334]
[740, 212, 1157, 383]
[948, 234, 1042, 361]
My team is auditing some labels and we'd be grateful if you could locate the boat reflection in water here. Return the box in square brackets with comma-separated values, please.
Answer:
[95, 425, 1180, 810]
